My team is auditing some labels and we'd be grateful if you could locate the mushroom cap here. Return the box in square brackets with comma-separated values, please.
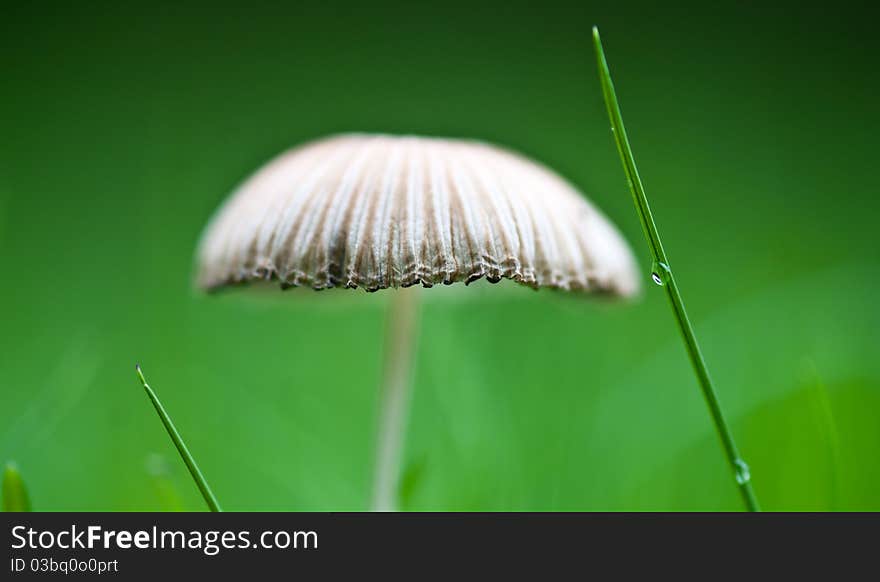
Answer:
[197, 134, 640, 296]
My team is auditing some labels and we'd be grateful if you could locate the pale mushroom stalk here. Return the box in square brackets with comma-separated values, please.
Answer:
[592, 27, 760, 511]
[371, 289, 420, 511]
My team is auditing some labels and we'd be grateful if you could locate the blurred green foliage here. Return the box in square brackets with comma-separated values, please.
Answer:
[3, 463, 32, 512]
[0, 0, 877, 510]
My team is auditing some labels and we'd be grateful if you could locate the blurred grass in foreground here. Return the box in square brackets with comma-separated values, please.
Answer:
[3, 463, 32, 512]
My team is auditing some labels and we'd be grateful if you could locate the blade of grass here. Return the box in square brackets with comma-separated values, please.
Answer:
[592, 27, 760, 511]
[2, 462, 32, 512]
[135, 364, 222, 512]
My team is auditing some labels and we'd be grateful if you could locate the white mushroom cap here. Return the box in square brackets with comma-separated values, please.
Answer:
[196, 134, 640, 296]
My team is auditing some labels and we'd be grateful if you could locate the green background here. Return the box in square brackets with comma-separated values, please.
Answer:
[1, 0, 877, 511]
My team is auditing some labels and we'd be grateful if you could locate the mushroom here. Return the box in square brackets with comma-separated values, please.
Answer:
[196, 133, 640, 510]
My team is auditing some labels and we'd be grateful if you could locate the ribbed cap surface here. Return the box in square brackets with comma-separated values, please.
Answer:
[197, 134, 639, 296]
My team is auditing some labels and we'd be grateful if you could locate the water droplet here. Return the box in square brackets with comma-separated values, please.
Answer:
[734, 459, 751, 485]
[650, 261, 671, 286]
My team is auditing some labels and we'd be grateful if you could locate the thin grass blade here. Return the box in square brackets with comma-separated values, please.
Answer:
[135, 364, 222, 512]
[592, 26, 760, 511]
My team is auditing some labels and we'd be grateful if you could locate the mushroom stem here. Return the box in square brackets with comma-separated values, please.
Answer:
[371, 288, 421, 511]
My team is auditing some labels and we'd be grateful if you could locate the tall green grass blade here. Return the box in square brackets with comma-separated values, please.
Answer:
[2, 462, 32, 512]
[135, 364, 222, 512]
[592, 27, 760, 511]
